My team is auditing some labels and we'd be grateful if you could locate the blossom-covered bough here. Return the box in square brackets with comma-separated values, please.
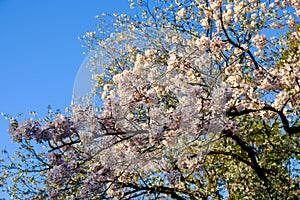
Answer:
[1, 0, 300, 199]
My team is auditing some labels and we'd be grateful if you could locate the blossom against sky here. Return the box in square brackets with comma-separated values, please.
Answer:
[0, 0, 131, 197]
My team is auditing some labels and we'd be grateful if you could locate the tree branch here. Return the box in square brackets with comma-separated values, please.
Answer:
[224, 131, 270, 187]
[227, 106, 300, 135]
[118, 182, 186, 200]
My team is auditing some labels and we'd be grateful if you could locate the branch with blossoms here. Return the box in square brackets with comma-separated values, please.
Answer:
[227, 104, 300, 135]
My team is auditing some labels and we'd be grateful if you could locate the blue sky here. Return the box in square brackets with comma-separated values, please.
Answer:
[0, 0, 132, 198]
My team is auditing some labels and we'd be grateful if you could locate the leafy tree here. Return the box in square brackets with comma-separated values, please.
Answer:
[1, 0, 300, 199]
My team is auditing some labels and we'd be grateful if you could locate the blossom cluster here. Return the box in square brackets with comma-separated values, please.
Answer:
[84, 26, 235, 175]
[8, 113, 78, 143]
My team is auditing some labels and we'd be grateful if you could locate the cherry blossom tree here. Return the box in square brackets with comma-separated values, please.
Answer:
[1, 0, 300, 199]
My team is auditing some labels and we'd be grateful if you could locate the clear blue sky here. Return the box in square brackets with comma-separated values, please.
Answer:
[0, 0, 132, 198]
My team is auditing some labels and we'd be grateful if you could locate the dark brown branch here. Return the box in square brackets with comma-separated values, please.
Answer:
[219, 7, 259, 70]
[48, 139, 81, 152]
[224, 131, 269, 184]
[207, 150, 253, 167]
[227, 106, 300, 135]
[119, 182, 186, 200]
